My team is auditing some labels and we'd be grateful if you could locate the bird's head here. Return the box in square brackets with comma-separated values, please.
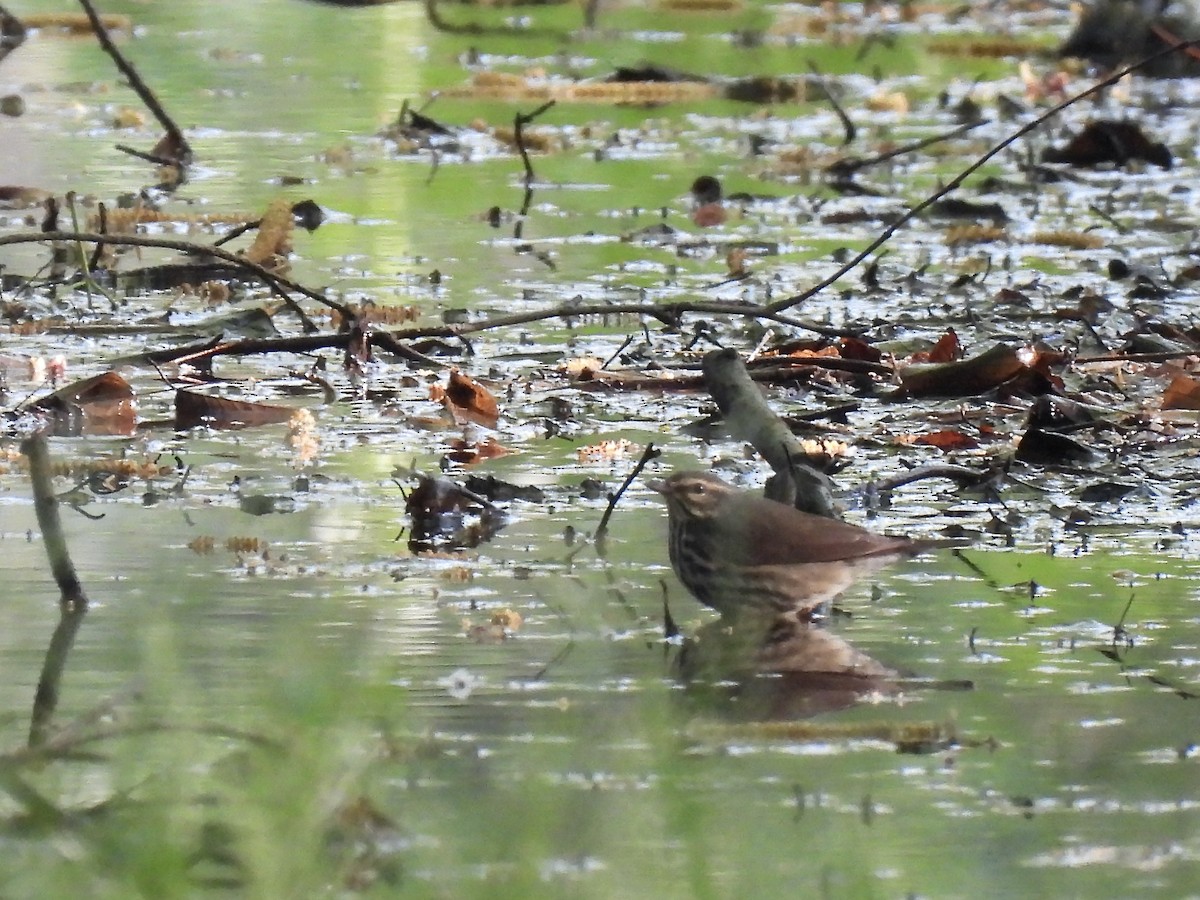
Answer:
[647, 471, 734, 521]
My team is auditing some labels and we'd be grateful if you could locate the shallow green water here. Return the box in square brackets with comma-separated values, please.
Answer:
[2, 1, 1200, 896]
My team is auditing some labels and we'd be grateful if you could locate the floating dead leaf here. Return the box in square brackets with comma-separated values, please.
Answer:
[465, 620, 508, 643]
[406, 475, 507, 550]
[1015, 428, 1096, 465]
[786, 345, 841, 360]
[433, 370, 500, 429]
[464, 473, 546, 503]
[945, 224, 1007, 246]
[930, 198, 1008, 224]
[188, 536, 216, 555]
[1042, 120, 1172, 169]
[577, 439, 634, 462]
[459, 71, 717, 104]
[1027, 395, 1098, 429]
[1079, 481, 1137, 503]
[1018, 344, 1068, 391]
[563, 357, 605, 378]
[39, 456, 164, 481]
[406, 475, 495, 517]
[993, 287, 1033, 307]
[491, 608, 523, 631]
[909, 429, 980, 451]
[836, 336, 883, 363]
[866, 91, 909, 114]
[897, 343, 1027, 398]
[1176, 264, 1200, 283]
[111, 106, 144, 129]
[175, 389, 296, 430]
[909, 329, 962, 364]
[1162, 374, 1200, 410]
[0, 185, 52, 208]
[238, 494, 294, 517]
[1018, 60, 1071, 102]
[441, 566, 473, 582]
[33, 370, 136, 437]
[445, 437, 512, 465]
[227, 536, 268, 555]
[463, 607, 523, 643]
[487, 124, 561, 153]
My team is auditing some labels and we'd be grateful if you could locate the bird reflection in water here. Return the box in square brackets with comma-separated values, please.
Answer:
[674, 560, 972, 722]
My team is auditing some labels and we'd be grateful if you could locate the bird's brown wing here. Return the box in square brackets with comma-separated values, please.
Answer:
[726, 494, 913, 565]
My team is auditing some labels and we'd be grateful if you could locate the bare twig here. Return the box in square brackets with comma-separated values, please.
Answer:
[87, 202, 108, 271]
[113, 143, 181, 167]
[515, 100, 555, 186]
[424, 0, 565, 39]
[1075, 350, 1199, 364]
[827, 119, 987, 179]
[1112, 591, 1136, 645]
[869, 462, 1001, 493]
[0, 230, 355, 319]
[78, 0, 192, 165]
[595, 442, 661, 544]
[513, 100, 555, 243]
[808, 61, 855, 146]
[391, 298, 853, 340]
[143, 330, 441, 371]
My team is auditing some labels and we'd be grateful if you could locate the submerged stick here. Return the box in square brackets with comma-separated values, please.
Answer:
[21, 434, 89, 748]
[21, 435, 87, 610]
[513, 100, 555, 244]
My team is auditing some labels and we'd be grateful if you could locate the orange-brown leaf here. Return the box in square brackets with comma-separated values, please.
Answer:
[445, 436, 512, 465]
[175, 390, 296, 430]
[913, 429, 979, 451]
[34, 371, 137, 437]
[441, 370, 500, 429]
[837, 337, 883, 363]
[1162, 374, 1200, 411]
[910, 329, 961, 364]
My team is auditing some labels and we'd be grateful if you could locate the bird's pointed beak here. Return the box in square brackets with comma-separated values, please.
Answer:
[646, 478, 667, 495]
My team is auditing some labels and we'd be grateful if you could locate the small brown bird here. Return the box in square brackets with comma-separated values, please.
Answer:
[648, 470, 921, 617]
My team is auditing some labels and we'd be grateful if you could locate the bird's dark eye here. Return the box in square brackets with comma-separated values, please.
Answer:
[688, 483, 705, 494]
